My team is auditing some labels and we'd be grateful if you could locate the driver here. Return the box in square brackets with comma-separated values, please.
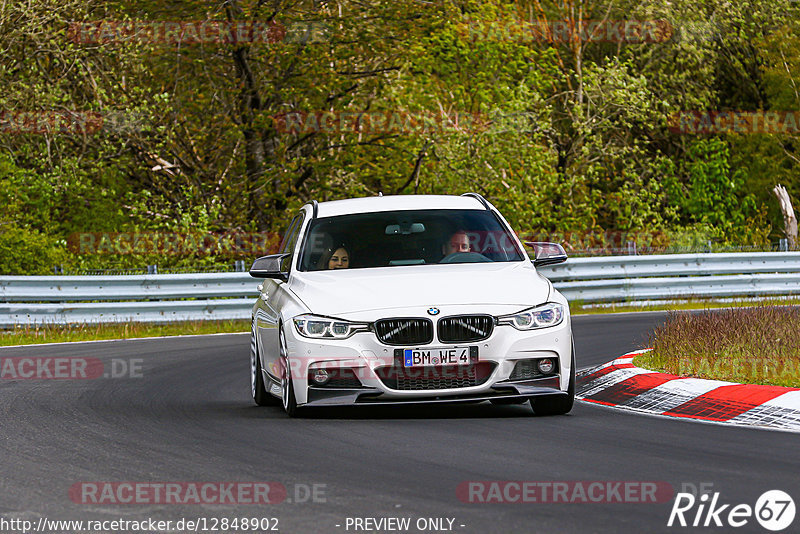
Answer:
[444, 230, 471, 255]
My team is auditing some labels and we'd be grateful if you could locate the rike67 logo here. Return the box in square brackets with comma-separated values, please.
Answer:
[668, 489, 795, 531]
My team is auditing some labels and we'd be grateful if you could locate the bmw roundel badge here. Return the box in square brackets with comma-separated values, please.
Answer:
[427, 307, 440, 316]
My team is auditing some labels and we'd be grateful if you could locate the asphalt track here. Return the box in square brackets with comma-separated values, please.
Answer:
[1, 312, 798, 534]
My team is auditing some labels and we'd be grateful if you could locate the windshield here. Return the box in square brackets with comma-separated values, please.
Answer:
[299, 209, 525, 271]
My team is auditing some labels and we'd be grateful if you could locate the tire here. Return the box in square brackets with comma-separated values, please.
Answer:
[282, 369, 300, 417]
[530, 348, 575, 416]
[279, 327, 301, 417]
[251, 322, 278, 406]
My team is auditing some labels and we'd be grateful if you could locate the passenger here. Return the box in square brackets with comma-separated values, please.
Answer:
[320, 245, 350, 269]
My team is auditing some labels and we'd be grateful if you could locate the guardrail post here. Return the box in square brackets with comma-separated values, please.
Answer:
[234, 260, 246, 272]
[147, 265, 158, 275]
[626, 241, 637, 255]
[780, 238, 789, 252]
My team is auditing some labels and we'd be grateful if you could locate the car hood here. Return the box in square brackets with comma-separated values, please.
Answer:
[288, 262, 550, 317]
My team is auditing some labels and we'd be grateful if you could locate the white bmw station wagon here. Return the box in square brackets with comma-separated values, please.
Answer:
[249, 193, 574, 416]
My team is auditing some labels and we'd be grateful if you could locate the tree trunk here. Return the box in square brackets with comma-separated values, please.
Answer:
[773, 185, 798, 250]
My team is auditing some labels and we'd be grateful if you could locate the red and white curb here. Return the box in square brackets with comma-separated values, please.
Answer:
[576, 350, 800, 432]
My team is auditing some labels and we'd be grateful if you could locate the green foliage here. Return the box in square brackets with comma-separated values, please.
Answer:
[0, 0, 798, 273]
[676, 138, 754, 228]
[0, 224, 70, 275]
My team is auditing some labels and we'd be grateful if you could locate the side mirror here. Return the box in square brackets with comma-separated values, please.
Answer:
[525, 242, 568, 267]
[249, 253, 290, 280]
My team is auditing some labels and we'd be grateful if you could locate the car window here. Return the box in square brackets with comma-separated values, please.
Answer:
[279, 216, 300, 254]
[299, 209, 524, 271]
[279, 212, 305, 272]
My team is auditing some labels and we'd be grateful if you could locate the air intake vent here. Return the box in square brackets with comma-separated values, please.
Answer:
[375, 361, 496, 391]
[308, 368, 363, 388]
[438, 315, 494, 343]
[509, 358, 558, 380]
[374, 318, 433, 346]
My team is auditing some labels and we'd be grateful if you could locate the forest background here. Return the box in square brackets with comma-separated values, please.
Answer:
[1, 0, 799, 274]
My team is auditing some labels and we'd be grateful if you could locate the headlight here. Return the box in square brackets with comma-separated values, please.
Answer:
[293, 314, 369, 339]
[497, 303, 564, 330]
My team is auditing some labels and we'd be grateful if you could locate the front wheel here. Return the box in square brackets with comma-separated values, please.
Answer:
[279, 327, 301, 417]
[251, 323, 278, 406]
[530, 348, 575, 416]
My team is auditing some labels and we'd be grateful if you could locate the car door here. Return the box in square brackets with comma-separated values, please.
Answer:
[257, 212, 305, 382]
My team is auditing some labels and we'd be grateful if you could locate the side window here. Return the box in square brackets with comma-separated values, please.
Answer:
[279, 212, 305, 272]
[279, 217, 300, 254]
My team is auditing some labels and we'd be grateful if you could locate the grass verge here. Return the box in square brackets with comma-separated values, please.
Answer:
[0, 319, 249, 346]
[570, 297, 800, 315]
[634, 306, 800, 388]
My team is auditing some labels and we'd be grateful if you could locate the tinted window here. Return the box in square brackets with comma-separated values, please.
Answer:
[280, 213, 305, 272]
[299, 209, 524, 271]
[279, 216, 300, 254]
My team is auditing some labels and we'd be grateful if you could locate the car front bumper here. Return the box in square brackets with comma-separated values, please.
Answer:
[282, 314, 573, 406]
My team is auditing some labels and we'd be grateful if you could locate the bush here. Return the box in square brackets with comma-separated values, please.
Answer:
[0, 223, 69, 275]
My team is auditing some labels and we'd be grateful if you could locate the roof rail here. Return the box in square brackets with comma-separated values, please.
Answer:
[461, 192, 491, 210]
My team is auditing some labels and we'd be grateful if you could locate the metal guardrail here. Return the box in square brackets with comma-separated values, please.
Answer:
[0, 273, 258, 326]
[539, 252, 800, 280]
[0, 273, 256, 301]
[1, 252, 799, 326]
[552, 273, 800, 303]
[538, 252, 800, 303]
[1, 299, 254, 325]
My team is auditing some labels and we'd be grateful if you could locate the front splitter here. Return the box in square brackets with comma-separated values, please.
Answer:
[305, 376, 564, 406]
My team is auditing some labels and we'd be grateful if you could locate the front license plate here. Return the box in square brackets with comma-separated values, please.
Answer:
[403, 346, 474, 367]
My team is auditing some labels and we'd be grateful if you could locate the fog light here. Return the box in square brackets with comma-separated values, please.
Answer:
[537, 358, 554, 374]
[312, 369, 330, 385]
